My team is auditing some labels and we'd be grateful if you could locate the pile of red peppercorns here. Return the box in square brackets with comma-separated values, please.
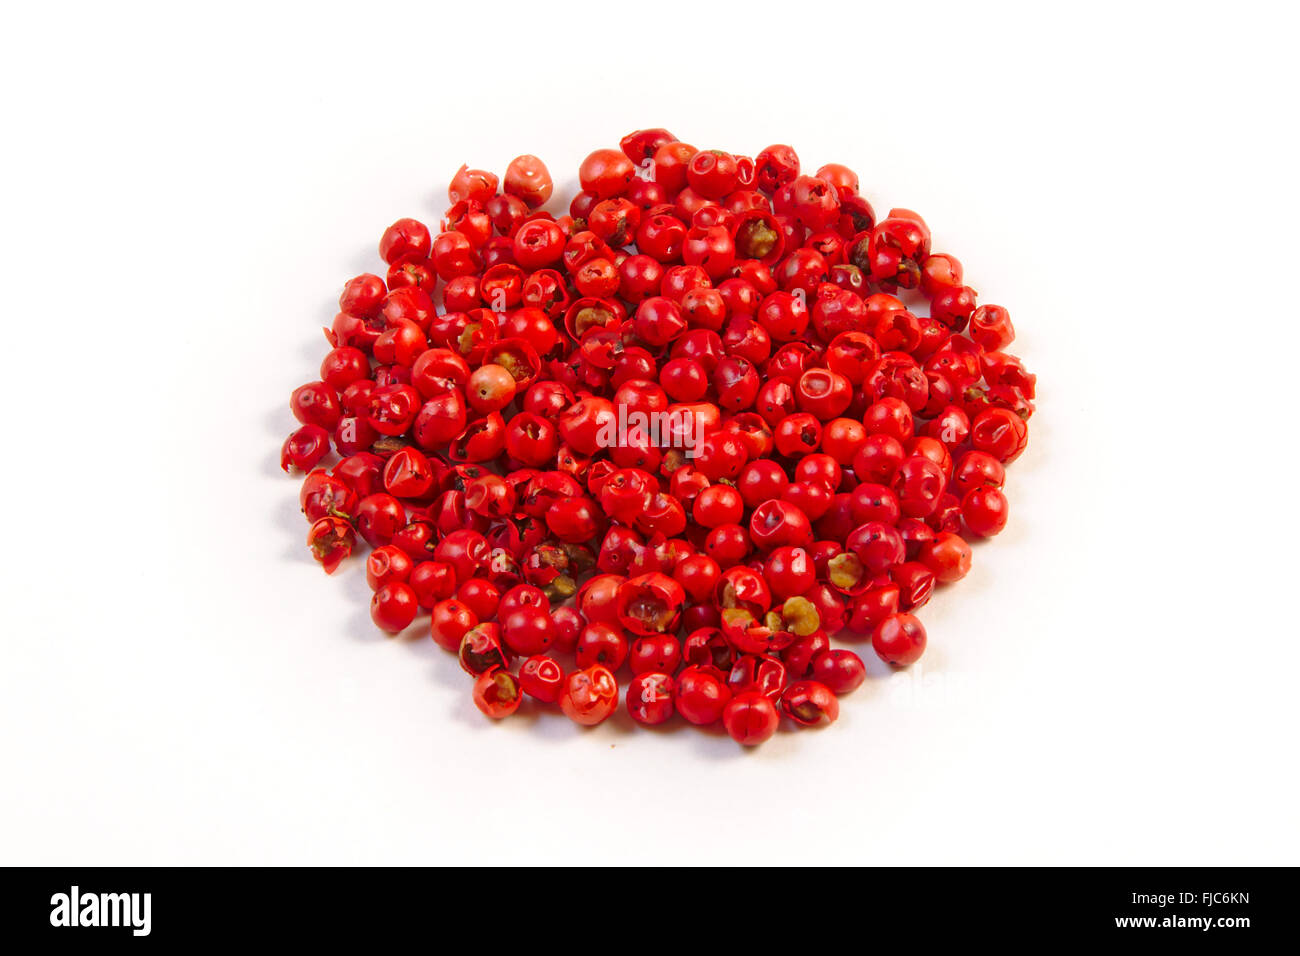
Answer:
[283, 129, 1035, 747]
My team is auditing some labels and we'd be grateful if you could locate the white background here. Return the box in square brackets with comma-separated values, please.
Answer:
[1, 0, 1296, 865]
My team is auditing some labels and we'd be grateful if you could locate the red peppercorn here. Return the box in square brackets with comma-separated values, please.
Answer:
[365, 545, 413, 591]
[281, 425, 331, 474]
[430, 600, 478, 653]
[559, 665, 619, 726]
[473, 669, 523, 719]
[676, 665, 732, 725]
[780, 680, 839, 727]
[458, 623, 510, 677]
[410, 561, 456, 608]
[872, 612, 927, 666]
[575, 622, 628, 670]
[519, 655, 565, 703]
[629, 634, 682, 676]
[289, 135, 1035, 748]
[579, 149, 636, 199]
[616, 573, 685, 637]
[810, 649, 866, 694]
[504, 154, 553, 209]
[971, 407, 1030, 463]
[626, 672, 675, 725]
[962, 486, 1009, 538]
[457, 578, 502, 621]
[307, 516, 355, 574]
[723, 692, 780, 746]
[918, 531, 972, 584]
[370, 582, 418, 634]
